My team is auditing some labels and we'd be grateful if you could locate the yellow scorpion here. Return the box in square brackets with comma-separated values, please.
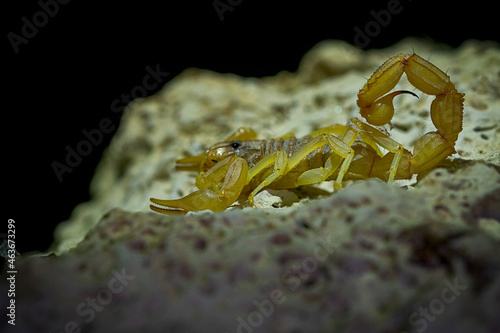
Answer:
[150, 53, 464, 214]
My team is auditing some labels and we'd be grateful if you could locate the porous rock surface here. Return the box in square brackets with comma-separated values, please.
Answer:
[3, 39, 500, 333]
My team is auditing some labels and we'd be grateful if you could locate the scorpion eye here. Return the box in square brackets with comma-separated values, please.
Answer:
[211, 159, 218, 163]
[231, 141, 241, 149]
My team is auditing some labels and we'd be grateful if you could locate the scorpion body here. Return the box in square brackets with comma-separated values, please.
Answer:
[150, 53, 464, 214]
[198, 136, 341, 189]
[206, 137, 323, 171]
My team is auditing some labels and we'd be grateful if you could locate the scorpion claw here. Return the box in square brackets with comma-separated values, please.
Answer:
[175, 153, 207, 171]
[150, 189, 227, 214]
[149, 203, 187, 215]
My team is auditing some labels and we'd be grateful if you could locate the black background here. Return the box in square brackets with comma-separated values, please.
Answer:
[4, 0, 498, 254]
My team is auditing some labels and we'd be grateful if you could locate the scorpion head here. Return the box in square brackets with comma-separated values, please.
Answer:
[203, 140, 248, 168]
[175, 140, 248, 171]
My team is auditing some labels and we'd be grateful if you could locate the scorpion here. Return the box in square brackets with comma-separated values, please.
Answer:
[150, 53, 464, 214]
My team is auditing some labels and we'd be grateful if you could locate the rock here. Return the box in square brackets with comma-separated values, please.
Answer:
[252, 189, 301, 208]
[53, 38, 500, 254]
[5, 39, 500, 333]
[7, 163, 500, 333]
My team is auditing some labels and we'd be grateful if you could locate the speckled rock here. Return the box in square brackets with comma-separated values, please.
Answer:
[5, 163, 500, 333]
[52, 38, 500, 254]
[4, 39, 500, 333]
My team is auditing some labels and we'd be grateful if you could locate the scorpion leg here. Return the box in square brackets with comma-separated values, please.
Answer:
[245, 126, 358, 202]
[277, 133, 355, 190]
[246, 150, 289, 206]
[150, 155, 248, 214]
[350, 118, 408, 182]
[245, 130, 356, 205]
[295, 128, 358, 190]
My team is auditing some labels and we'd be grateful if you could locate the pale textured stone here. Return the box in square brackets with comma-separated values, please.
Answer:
[53, 39, 500, 254]
[7, 163, 500, 333]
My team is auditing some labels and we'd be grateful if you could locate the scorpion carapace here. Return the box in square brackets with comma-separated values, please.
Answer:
[150, 53, 464, 214]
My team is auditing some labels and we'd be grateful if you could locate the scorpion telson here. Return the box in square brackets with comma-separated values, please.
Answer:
[150, 53, 464, 214]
